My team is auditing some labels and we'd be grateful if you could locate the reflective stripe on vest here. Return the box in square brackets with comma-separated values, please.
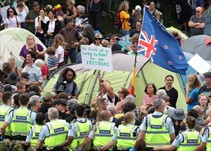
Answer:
[206, 127, 211, 150]
[93, 121, 115, 148]
[30, 124, 43, 147]
[45, 119, 69, 150]
[10, 108, 32, 136]
[0, 106, 13, 135]
[69, 119, 92, 149]
[177, 130, 200, 151]
[145, 114, 171, 147]
[117, 125, 138, 150]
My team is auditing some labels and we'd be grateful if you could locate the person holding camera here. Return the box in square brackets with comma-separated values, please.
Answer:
[53, 68, 78, 99]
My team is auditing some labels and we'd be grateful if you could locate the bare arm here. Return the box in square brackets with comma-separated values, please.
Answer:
[170, 133, 175, 143]
[154, 145, 176, 151]
[60, 136, 74, 147]
[101, 140, 115, 150]
[195, 22, 205, 28]
[134, 130, 145, 148]
[37, 140, 43, 150]
[195, 142, 206, 151]
[1, 122, 10, 136]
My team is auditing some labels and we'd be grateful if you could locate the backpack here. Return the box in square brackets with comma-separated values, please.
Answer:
[114, 11, 123, 29]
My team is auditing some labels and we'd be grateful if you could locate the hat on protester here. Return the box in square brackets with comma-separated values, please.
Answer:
[135, 5, 142, 11]
[203, 71, 211, 77]
[171, 108, 185, 121]
[33, 1, 39, 6]
[52, 99, 67, 106]
[42, 91, 56, 101]
[95, 33, 103, 39]
[21, 72, 30, 80]
[5, 72, 20, 85]
[54, 4, 62, 11]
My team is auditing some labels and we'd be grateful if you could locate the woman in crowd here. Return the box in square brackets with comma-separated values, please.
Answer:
[186, 74, 202, 111]
[16, 0, 29, 28]
[115, 87, 129, 113]
[142, 83, 157, 107]
[199, 94, 209, 119]
[118, 0, 131, 36]
[35, 8, 49, 44]
[8, 56, 22, 77]
[64, 0, 77, 20]
[129, 5, 142, 29]
[4, 7, 21, 28]
[19, 35, 44, 67]
[2, 62, 13, 79]
[101, 112, 139, 150]
[44, 9, 61, 47]
[52, 34, 65, 68]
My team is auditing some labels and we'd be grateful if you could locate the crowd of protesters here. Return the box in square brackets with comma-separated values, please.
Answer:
[0, 0, 211, 151]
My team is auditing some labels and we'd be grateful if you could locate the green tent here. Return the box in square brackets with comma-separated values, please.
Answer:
[43, 52, 186, 111]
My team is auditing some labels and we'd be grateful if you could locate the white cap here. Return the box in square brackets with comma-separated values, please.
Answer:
[135, 5, 142, 11]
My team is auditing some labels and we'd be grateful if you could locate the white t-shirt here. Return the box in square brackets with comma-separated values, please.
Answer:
[4, 16, 21, 28]
[55, 45, 64, 63]
[47, 19, 56, 33]
[16, 6, 29, 23]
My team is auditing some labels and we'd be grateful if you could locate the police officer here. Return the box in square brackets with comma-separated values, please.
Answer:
[1, 93, 36, 141]
[134, 99, 175, 151]
[60, 104, 93, 151]
[24, 113, 46, 149]
[37, 107, 69, 151]
[101, 112, 139, 151]
[83, 110, 116, 150]
[0, 92, 13, 139]
[154, 116, 201, 151]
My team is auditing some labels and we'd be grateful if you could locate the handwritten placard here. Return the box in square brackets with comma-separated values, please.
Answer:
[81, 45, 113, 72]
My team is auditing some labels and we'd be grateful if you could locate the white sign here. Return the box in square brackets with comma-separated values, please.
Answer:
[81, 45, 113, 72]
[188, 54, 211, 75]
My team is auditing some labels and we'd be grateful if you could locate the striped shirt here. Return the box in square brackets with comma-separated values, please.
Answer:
[47, 55, 58, 69]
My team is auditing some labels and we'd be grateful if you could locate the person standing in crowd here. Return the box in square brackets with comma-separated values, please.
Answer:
[75, 5, 89, 37]
[1, 93, 36, 141]
[59, 105, 93, 150]
[37, 107, 69, 151]
[54, 68, 78, 99]
[188, 6, 206, 36]
[199, 94, 209, 119]
[159, 75, 178, 108]
[134, 99, 175, 151]
[91, 33, 103, 46]
[16, 0, 29, 29]
[0, 92, 13, 139]
[44, 9, 61, 47]
[64, 0, 77, 20]
[199, 71, 211, 96]
[23, 113, 45, 149]
[154, 116, 200, 151]
[142, 83, 157, 107]
[186, 74, 201, 111]
[52, 34, 65, 68]
[118, 0, 131, 36]
[4, 7, 21, 28]
[19, 35, 44, 67]
[8, 56, 22, 77]
[149, 1, 162, 22]
[101, 112, 139, 150]
[59, 18, 80, 64]
[29, 95, 42, 112]
[204, 1, 211, 36]
[129, 5, 142, 29]
[89, 0, 104, 33]
[45, 47, 58, 76]
[115, 87, 129, 113]
[35, 8, 49, 44]
[129, 20, 142, 37]
[25, 1, 40, 33]
[22, 51, 43, 86]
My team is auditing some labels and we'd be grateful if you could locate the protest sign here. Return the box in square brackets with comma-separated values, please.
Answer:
[81, 45, 113, 72]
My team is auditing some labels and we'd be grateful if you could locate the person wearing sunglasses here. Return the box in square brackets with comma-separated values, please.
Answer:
[4, 7, 21, 28]
[188, 6, 206, 36]
[91, 33, 103, 46]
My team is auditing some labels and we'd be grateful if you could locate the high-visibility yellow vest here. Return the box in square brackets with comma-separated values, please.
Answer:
[45, 119, 69, 150]
[206, 127, 211, 150]
[93, 121, 115, 148]
[10, 107, 32, 136]
[145, 114, 171, 147]
[177, 130, 200, 151]
[30, 124, 43, 147]
[116, 124, 138, 150]
[0, 105, 13, 136]
[69, 119, 92, 150]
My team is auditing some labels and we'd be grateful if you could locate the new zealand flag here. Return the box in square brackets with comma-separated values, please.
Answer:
[138, 8, 188, 75]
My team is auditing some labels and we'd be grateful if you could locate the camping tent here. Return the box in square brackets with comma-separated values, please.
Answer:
[43, 52, 186, 111]
[0, 28, 46, 67]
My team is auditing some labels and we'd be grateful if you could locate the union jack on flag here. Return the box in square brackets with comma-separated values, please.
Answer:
[138, 8, 188, 75]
